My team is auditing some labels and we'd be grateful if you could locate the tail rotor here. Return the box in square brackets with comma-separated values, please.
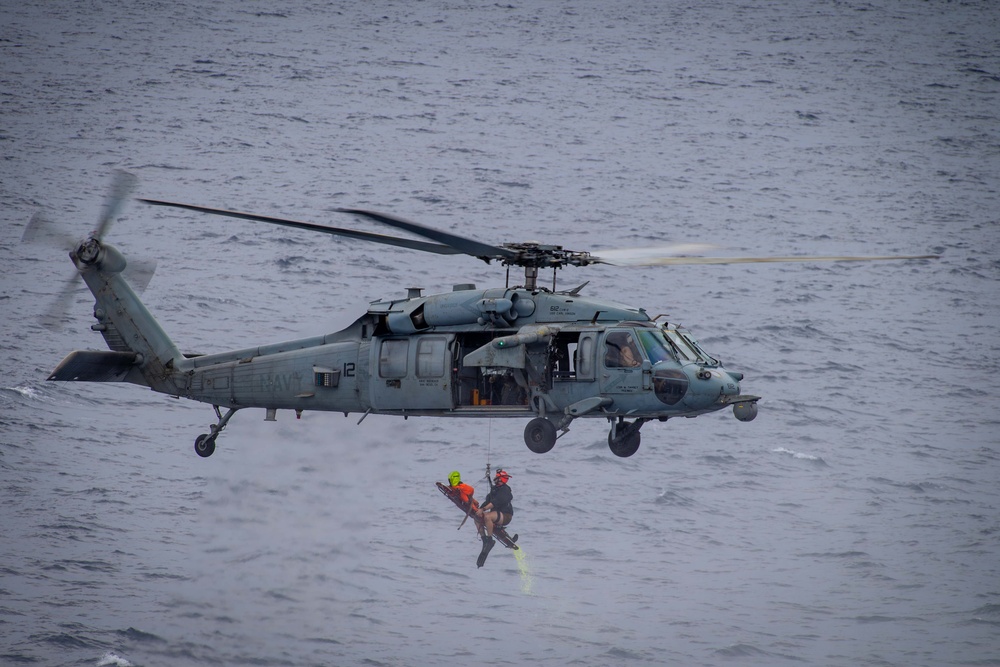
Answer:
[93, 170, 137, 241]
[25, 170, 153, 330]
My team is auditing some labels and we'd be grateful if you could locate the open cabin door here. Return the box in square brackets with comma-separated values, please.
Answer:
[458, 332, 531, 409]
[551, 330, 597, 382]
[371, 334, 455, 410]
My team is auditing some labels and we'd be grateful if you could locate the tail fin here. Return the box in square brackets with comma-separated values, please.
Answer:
[48, 241, 182, 392]
[48, 350, 143, 384]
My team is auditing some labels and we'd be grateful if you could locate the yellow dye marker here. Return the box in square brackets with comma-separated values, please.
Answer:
[514, 547, 533, 595]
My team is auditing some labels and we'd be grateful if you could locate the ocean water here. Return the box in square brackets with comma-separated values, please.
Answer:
[2, 1, 999, 665]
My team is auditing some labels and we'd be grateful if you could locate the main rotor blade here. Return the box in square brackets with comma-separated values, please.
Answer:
[337, 208, 517, 262]
[139, 199, 463, 256]
[592, 244, 719, 266]
[600, 253, 940, 267]
[94, 170, 137, 240]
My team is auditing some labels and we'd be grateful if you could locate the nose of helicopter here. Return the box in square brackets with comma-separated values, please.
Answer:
[680, 366, 742, 411]
[653, 364, 741, 408]
[696, 367, 740, 392]
[722, 369, 743, 395]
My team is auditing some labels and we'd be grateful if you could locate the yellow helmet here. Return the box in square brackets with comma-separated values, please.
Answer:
[448, 471, 462, 486]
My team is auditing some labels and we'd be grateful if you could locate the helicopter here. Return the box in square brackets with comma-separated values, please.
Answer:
[38, 172, 938, 458]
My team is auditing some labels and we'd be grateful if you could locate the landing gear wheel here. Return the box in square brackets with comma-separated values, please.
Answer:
[194, 433, 216, 458]
[192, 406, 238, 458]
[608, 430, 641, 458]
[524, 417, 557, 454]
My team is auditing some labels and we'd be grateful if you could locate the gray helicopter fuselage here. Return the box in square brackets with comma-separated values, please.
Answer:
[48, 235, 759, 459]
[156, 285, 749, 424]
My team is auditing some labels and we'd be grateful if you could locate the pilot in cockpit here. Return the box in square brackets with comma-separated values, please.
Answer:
[605, 332, 641, 368]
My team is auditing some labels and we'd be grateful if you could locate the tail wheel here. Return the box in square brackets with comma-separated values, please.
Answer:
[524, 417, 556, 454]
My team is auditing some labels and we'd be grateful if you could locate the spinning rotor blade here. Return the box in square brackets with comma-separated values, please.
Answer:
[21, 211, 76, 250]
[138, 197, 939, 274]
[592, 244, 720, 267]
[337, 208, 517, 262]
[94, 170, 137, 240]
[40, 272, 86, 331]
[123, 258, 158, 293]
[139, 199, 463, 256]
[595, 253, 940, 267]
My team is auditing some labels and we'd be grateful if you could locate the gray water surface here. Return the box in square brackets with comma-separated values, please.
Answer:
[2, 1, 998, 665]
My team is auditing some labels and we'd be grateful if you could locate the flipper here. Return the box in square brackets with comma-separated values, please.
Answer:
[477, 537, 496, 568]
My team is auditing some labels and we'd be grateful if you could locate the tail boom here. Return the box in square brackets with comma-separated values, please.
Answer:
[49, 241, 183, 393]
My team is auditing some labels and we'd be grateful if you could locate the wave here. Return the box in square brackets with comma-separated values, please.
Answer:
[712, 643, 804, 661]
[97, 652, 134, 667]
[655, 489, 696, 507]
[772, 447, 828, 466]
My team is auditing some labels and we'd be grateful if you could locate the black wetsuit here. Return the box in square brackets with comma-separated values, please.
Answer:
[483, 484, 513, 519]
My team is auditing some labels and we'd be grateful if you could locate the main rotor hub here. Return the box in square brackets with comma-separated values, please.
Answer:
[499, 242, 595, 269]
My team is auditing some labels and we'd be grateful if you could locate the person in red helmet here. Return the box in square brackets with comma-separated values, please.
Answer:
[475, 469, 513, 566]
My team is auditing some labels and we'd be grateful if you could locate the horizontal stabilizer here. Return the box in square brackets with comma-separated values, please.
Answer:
[48, 350, 141, 382]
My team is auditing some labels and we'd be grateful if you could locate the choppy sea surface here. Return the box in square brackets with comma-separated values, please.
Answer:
[2, 1, 999, 665]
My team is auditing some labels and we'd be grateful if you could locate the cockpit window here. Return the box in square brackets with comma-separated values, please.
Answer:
[663, 329, 699, 362]
[686, 335, 719, 365]
[604, 331, 642, 368]
[662, 328, 718, 365]
[637, 329, 676, 364]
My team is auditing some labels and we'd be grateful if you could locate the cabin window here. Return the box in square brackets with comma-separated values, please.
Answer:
[379, 339, 408, 378]
[416, 337, 447, 378]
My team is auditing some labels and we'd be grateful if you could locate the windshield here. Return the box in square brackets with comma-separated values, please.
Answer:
[663, 329, 699, 362]
[685, 335, 719, 365]
[662, 328, 719, 365]
[636, 329, 676, 364]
